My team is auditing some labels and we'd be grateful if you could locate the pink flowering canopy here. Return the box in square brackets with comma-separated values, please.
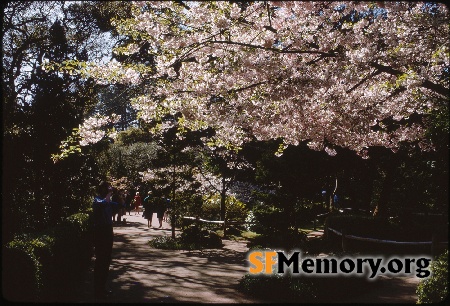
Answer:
[85, 1, 449, 158]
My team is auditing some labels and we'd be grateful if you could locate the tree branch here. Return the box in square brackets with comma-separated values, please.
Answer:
[206, 40, 337, 56]
[370, 62, 448, 97]
[346, 69, 382, 93]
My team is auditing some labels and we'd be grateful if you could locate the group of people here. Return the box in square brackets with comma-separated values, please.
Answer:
[109, 188, 131, 224]
[142, 191, 170, 228]
[109, 189, 156, 224]
[92, 181, 170, 300]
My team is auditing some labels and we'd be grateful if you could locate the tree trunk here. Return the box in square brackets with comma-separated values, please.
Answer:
[220, 177, 227, 236]
[171, 156, 176, 238]
[373, 156, 398, 217]
[329, 177, 338, 211]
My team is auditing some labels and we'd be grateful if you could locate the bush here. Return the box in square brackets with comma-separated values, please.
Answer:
[238, 273, 373, 303]
[53, 213, 93, 270]
[3, 232, 56, 302]
[416, 250, 448, 303]
[247, 204, 286, 236]
[238, 274, 316, 303]
[2, 212, 93, 302]
[148, 236, 187, 250]
[148, 225, 223, 250]
[201, 194, 248, 222]
[180, 224, 223, 249]
[2, 245, 41, 302]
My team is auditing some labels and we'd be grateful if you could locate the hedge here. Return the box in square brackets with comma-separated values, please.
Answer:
[2, 212, 93, 302]
[416, 250, 449, 303]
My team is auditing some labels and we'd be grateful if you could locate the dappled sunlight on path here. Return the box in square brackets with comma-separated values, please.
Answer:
[71, 213, 263, 303]
[69, 214, 421, 303]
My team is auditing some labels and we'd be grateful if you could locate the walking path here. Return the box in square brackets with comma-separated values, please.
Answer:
[70, 215, 420, 303]
[72, 213, 264, 303]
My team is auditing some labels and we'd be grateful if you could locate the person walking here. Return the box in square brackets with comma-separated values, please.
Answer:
[133, 191, 142, 215]
[155, 195, 167, 228]
[112, 188, 125, 224]
[143, 191, 154, 227]
[124, 190, 133, 216]
[163, 198, 170, 222]
[92, 181, 120, 300]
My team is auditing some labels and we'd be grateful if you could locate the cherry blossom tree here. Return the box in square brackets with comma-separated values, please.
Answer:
[79, 1, 448, 159]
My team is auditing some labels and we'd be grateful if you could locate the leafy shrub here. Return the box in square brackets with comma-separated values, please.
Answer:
[4, 232, 57, 301]
[238, 273, 374, 303]
[238, 274, 316, 302]
[53, 212, 93, 269]
[247, 203, 286, 236]
[201, 194, 248, 222]
[417, 250, 448, 303]
[149, 225, 223, 250]
[245, 198, 309, 249]
[238, 274, 375, 303]
[246, 194, 324, 236]
[2, 245, 41, 302]
[148, 236, 187, 250]
[2, 212, 93, 302]
[181, 224, 223, 248]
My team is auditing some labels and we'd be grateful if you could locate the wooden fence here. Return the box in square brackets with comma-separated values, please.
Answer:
[327, 227, 448, 256]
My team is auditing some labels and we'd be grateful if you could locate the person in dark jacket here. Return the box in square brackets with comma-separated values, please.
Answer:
[92, 181, 120, 299]
[143, 191, 154, 227]
[155, 196, 167, 228]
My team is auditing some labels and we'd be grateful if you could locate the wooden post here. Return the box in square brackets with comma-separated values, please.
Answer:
[313, 219, 316, 231]
[223, 218, 227, 238]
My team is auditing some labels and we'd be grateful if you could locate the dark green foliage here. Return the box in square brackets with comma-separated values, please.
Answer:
[200, 194, 248, 222]
[2, 246, 41, 302]
[180, 224, 223, 249]
[2, 212, 93, 302]
[148, 236, 187, 250]
[52, 213, 94, 274]
[250, 203, 289, 237]
[238, 274, 374, 303]
[2, 1, 109, 241]
[417, 250, 449, 303]
[246, 192, 313, 249]
[148, 223, 223, 250]
[97, 140, 159, 183]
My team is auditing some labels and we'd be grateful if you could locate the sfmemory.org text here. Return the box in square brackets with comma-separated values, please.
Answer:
[247, 251, 432, 278]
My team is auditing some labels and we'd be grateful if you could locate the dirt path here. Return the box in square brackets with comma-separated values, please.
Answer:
[69, 218, 420, 303]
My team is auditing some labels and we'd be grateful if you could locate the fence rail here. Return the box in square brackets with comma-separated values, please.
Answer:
[182, 216, 254, 225]
[327, 227, 448, 246]
[327, 226, 448, 256]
